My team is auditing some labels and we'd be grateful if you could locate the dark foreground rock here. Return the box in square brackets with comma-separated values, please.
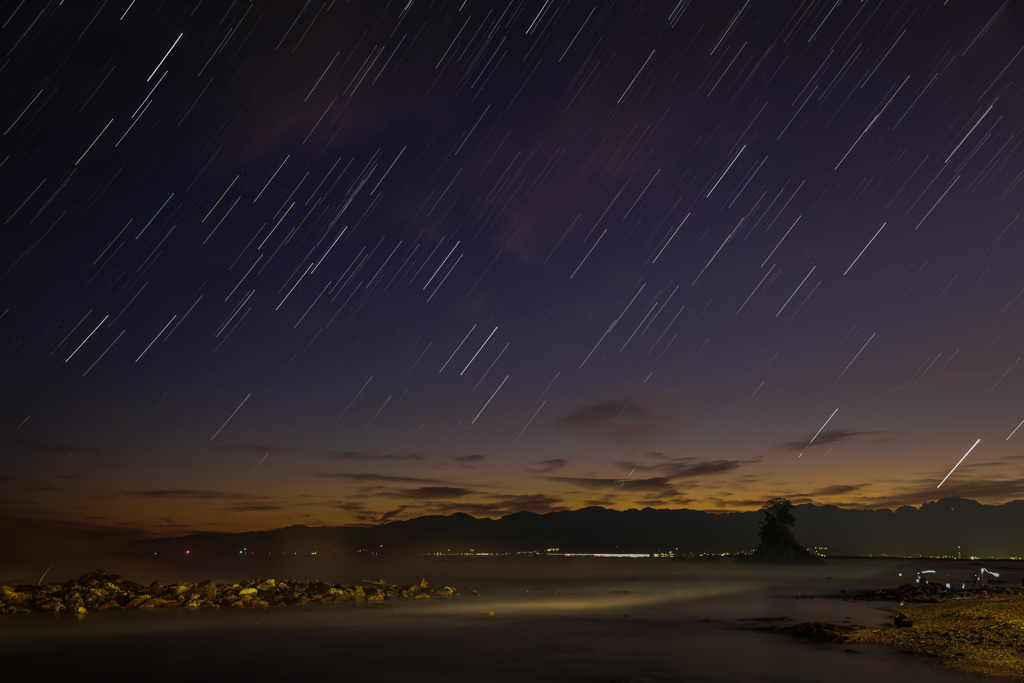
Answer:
[0, 571, 457, 615]
[752, 621, 866, 641]
[842, 580, 1024, 604]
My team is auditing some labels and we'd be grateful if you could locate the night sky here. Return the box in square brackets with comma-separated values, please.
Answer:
[3, 0, 1024, 536]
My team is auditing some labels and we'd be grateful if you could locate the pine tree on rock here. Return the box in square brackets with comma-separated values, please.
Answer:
[743, 498, 824, 564]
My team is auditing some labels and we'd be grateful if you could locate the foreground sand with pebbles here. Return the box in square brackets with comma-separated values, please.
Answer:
[750, 581, 1024, 679]
[845, 594, 1024, 679]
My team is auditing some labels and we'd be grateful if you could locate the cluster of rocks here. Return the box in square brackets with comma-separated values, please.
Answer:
[0, 570, 459, 615]
[843, 580, 1024, 604]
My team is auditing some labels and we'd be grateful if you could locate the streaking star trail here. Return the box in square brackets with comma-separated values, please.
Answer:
[1, 0, 1023, 532]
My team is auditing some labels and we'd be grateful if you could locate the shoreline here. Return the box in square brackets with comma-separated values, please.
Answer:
[7, 568, 1023, 679]
[4, 565, 1019, 682]
[754, 582, 1024, 680]
[845, 594, 1024, 679]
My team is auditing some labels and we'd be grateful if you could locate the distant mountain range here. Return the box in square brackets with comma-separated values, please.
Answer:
[124, 496, 1024, 558]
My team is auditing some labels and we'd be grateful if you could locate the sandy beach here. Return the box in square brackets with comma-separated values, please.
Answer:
[845, 593, 1024, 679]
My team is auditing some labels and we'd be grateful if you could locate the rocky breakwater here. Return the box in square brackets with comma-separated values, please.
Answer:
[0, 570, 458, 616]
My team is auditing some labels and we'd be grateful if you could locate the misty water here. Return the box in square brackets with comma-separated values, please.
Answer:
[3, 555, 1019, 682]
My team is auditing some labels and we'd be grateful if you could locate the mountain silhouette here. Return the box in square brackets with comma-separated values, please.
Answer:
[120, 496, 1024, 558]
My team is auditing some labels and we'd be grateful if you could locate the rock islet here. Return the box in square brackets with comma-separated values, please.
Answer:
[0, 571, 457, 616]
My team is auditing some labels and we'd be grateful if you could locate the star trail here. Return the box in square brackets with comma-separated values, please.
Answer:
[2, 0, 1024, 534]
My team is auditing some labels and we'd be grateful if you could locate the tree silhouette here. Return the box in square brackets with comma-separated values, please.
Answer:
[743, 498, 824, 564]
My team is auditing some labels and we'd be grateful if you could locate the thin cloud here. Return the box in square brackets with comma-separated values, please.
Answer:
[615, 457, 747, 479]
[547, 475, 677, 493]
[528, 458, 568, 472]
[707, 496, 811, 509]
[843, 476, 1024, 509]
[325, 450, 425, 461]
[554, 400, 667, 446]
[314, 472, 445, 483]
[331, 501, 367, 512]
[424, 494, 567, 516]
[215, 444, 289, 454]
[811, 484, 864, 496]
[776, 429, 888, 452]
[133, 489, 269, 500]
[379, 505, 413, 523]
[708, 475, 1024, 511]
[382, 486, 476, 499]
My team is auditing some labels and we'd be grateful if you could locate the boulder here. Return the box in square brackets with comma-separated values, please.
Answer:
[147, 598, 179, 608]
[38, 599, 64, 613]
[193, 580, 217, 600]
[125, 595, 151, 609]
[893, 612, 913, 628]
[0, 586, 25, 604]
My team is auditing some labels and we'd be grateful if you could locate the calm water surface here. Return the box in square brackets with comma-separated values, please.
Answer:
[2, 556, 1018, 682]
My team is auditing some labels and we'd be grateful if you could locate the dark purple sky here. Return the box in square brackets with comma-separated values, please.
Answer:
[3, 0, 1024, 534]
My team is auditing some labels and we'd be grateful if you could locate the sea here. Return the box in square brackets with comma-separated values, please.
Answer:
[2, 555, 1019, 682]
